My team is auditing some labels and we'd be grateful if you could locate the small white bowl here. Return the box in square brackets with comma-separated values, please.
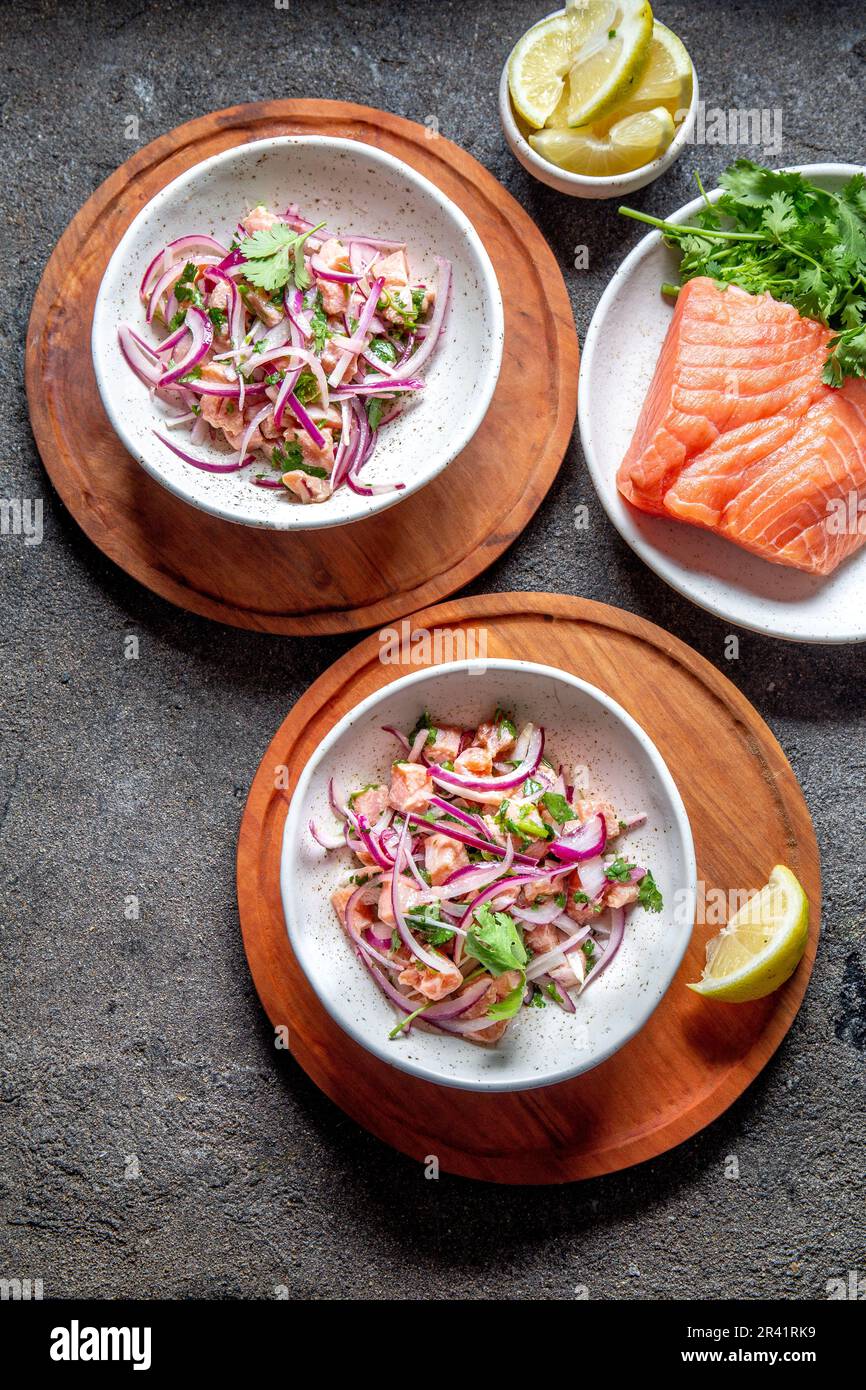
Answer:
[498, 15, 699, 199]
[282, 659, 696, 1093]
[92, 136, 504, 531]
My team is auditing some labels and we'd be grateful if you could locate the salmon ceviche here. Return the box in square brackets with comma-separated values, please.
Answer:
[119, 204, 450, 502]
[312, 710, 664, 1045]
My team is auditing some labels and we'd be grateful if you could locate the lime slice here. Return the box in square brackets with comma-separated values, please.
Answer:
[687, 865, 810, 1003]
[530, 105, 674, 177]
[508, 1, 623, 130]
[565, 1, 654, 128]
[508, 14, 575, 130]
[609, 21, 693, 120]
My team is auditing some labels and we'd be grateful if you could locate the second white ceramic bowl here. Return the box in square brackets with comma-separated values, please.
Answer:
[282, 659, 697, 1092]
[92, 136, 504, 531]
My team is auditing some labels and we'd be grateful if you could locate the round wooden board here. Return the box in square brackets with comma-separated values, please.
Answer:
[25, 101, 577, 636]
[237, 593, 820, 1184]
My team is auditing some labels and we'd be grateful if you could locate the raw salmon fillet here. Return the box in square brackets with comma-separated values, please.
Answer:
[617, 277, 866, 576]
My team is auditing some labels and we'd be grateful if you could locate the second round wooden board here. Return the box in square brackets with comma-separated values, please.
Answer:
[25, 101, 577, 636]
[236, 594, 820, 1184]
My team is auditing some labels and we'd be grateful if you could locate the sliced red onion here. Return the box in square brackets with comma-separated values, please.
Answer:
[381, 725, 410, 753]
[153, 431, 253, 474]
[577, 855, 606, 901]
[582, 908, 626, 990]
[311, 256, 361, 284]
[457, 867, 571, 932]
[428, 796, 488, 836]
[512, 899, 567, 927]
[397, 257, 451, 378]
[204, 266, 244, 344]
[439, 840, 515, 897]
[182, 380, 268, 400]
[536, 972, 576, 1013]
[526, 927, 592, 981]
[238, 404, 272, 465]
[391, 823, 452, 975]
[404, 812, 538, 867]
[139, 235, 229, 299]
[329, 400, 355, 491]
[432, 726, 544, 796]
[353, 813, 395, 871]
[286, 393, 326, 448]
[118, 325, 162, 386]
[429, 1009, 511, 1037]
[329, 376, 425, 398]
[345, 885, 395, 972]
[328, 275, 385, 387]
[309, 819, 345, 850]
[549, 813, 606, 863]
[422, 977, 490, 1021]
[366, 922, 392, 952]
[623, 812, 647, 830]
[329, 778, 349, 819]
[158, 307, 213, 386]
[285, 287, 312, 340]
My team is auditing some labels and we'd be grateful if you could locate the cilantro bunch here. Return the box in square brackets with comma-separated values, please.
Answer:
[620, 160, 866, 386]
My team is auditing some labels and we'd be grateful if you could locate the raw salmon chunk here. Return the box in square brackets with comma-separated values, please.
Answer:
[617, 277, 866, 576]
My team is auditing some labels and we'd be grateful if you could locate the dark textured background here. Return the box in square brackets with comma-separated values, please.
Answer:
[1, 0, 864, 1301]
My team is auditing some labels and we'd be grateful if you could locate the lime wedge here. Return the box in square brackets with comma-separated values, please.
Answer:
[508, 14, 575, 130]
[565, 1, 654, 127]
[687, 865, 810, 1003]
[530, 105, 674, 177]
[608, 21, 693, 120]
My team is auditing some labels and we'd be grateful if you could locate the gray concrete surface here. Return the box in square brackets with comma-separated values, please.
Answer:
[1, 0, 864, 1301]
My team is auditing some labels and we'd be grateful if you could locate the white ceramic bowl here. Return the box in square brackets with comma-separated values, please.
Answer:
[92, 136, 504, 531]
[579, 163, 866, 644]
[498, 13, 699, 199]
[282, 660, 696, 1092]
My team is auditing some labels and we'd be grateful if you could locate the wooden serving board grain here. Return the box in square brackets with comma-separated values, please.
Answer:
[236, 593, 820, 1184]
[25, 100, 578, 636]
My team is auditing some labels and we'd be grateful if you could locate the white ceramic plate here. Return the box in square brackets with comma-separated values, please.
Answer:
[580, 163, 866, 643]
[92, 136, 504, 531]
[282, 660, 696, 1093]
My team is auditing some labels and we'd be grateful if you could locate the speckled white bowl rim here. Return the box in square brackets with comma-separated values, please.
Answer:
[281, 659, 697, 1093]
[92, 135, 504, 532]
[579, 163, 866, 643]
[497, 11, 699, 198]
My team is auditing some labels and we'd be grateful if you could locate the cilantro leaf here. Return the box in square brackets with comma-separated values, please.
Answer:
[310, 292, 330, 354]
[367, 396, 386, 431]
[239, 217, 325, 295]
[271, 441, 327, 478]
[541, 791, 573, 824]
[485, 974, 526, 1020]
[465, 904, 527, 976]
[604, 857, 636, 883]
[637, 869, 663, 913]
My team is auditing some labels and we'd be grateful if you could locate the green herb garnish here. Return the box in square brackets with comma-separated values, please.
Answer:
[604, 857, 636, 883]
[541, 791, 573, 824]
[239, 218, 326, 294]
[465, 904, 527, 976]
[637, 869, 663, 913]
[621, 161, 866, 385]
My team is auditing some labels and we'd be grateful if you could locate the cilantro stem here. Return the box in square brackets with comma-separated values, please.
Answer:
[387, 966, 487, 1039]
[618, 206, 765, 243]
